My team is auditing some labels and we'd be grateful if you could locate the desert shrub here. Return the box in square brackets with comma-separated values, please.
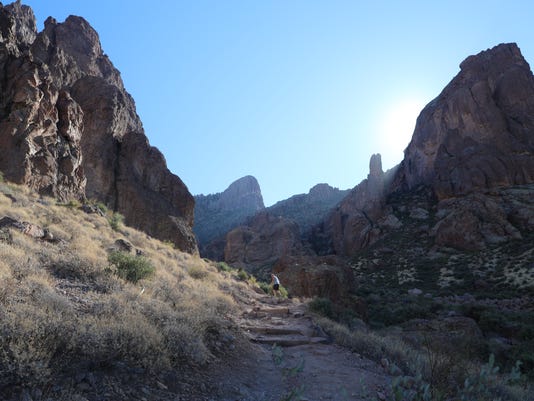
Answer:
[258, 281, 271, 294]
[48, 254, 100, 281]
[367, 296, 438, 328]
[0, 303, 75, 388]
[456, 354, 524, 401]
[188, 263, 210, 280]
[309, 297, 335, 319]
[108, 251, 155, 284]
[108, 212, 124, 231]
[510, 340, 534, 379]
[217, 262, 233, 272]
[308, 297, 363, 327]
[278, 285, 289, 298]
[58, 199, 81, 208]
[237, 269, 249, 281]
[73, 313, 169, 371]
[94, 201, 108, 214]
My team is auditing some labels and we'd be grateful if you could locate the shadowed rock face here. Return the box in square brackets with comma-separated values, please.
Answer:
[318, 43, 534, 255]
[402, 43, 534, 199]
[0, 3, 196, 252]
[313, 154, 392, 256]
[224, 212, 311, 278]
[194, 175, 265, 250]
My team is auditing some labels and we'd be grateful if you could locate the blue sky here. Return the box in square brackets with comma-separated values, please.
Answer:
[24, 1, 534, 206]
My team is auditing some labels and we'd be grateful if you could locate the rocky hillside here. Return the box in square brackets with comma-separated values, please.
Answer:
[267, 183, 349, 237]
[194, 175, 264, 249]
[0, 2, 196, 252]
[316, 43, 534, 258]
[195, 178, 348, 262]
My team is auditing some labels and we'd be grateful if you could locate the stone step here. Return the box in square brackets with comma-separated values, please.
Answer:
[254, 307, 290, 316]
[244, 307, 290, 319]
[247, 334, 330, 347]
[242, 325, 303, 336]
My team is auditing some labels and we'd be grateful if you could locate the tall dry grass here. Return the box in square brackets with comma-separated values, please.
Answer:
[0, 182, 239, 390]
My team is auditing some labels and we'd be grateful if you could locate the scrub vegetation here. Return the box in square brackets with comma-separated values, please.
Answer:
[0, 181, 244, 397]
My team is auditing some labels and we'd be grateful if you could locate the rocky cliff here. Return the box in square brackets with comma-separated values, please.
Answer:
[0, 2, 196, 252]
[224, 212, 311, 278]
[401, 43, 534, 198]
[194, 175, 264, 250]
[318, 43, 534, 256]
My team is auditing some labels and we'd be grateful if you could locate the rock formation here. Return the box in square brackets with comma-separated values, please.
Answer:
[267, 183, 349, 237]
[273, 255, 355, 303]
[0, 3, 196, 252]
[401, 43, 534, 199]
[224, 212, 310, 278]
[194, 175, 264, 251]
[312, 154, 393, 256]
[199, 180, 349, 271]
[320, 43, 534, 255]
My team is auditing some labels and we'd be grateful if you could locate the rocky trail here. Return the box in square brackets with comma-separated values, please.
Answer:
[210, 292, 391, 401]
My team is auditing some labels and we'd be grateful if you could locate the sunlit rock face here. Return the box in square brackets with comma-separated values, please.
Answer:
[401, 43, 534, 199]
[0, 2, 197, 252]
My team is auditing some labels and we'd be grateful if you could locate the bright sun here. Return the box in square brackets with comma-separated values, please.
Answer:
[378, 98, 425, 168]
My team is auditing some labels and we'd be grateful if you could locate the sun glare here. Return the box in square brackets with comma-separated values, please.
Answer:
[378, 98, 425, 169]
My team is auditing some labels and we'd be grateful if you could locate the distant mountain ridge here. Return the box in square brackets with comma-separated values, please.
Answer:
[194, 176, 265, 248]
[206, 43, 534, 296]
[194, 178, 349, 259]
[267, 183, 350, 237]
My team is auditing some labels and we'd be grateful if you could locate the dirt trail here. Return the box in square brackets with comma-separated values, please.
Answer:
[211, 292, 391, 401]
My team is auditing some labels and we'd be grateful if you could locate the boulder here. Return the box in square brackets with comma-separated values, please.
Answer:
[0, 215, 45, 239]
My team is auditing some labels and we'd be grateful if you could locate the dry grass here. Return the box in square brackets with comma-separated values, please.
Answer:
[0, 183, 240, 390]
[314, 316, 423, 375]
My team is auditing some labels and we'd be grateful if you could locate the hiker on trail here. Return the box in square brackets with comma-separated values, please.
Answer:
[271, 274, 281, 297]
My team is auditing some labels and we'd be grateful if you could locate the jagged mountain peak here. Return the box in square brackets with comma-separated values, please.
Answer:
[401, 42, 534, 199]
[220, 175, 264, 211]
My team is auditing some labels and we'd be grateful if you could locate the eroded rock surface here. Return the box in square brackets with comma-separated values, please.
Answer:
[224, 212, 310, 277]
[0, 3, 196, 252]
[401, 43, 534, 199]
[319, 43, 534, 255]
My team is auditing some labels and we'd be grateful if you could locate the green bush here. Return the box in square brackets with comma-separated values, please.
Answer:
[309, 297, 335, 319]
[237, 269, 249, 281]
[108, 251, 155, 284]
[108, 212, 124, 231]
[217, 262, 234, 272]
[258, 281, 271, 294]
